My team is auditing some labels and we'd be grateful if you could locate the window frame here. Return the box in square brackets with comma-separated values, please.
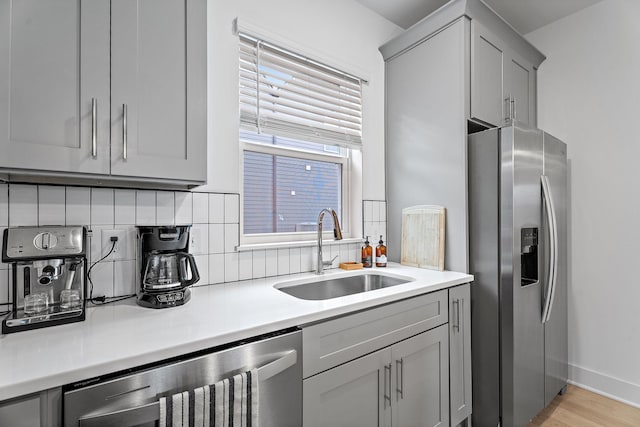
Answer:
[239, 136, 352, 246]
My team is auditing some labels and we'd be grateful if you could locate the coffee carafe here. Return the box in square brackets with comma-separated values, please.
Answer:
[136, 226, 199, 308]
[2, 226, 87, 334]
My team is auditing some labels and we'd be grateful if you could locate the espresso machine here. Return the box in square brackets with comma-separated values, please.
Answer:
[2, 226, 87, 334]
[136, 225, 199, 308]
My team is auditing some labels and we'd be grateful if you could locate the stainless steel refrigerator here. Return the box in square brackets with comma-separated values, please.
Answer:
[468, 122, 568, 427]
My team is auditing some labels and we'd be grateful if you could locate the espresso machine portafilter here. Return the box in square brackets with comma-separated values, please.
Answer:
[2, 226, 88, 334]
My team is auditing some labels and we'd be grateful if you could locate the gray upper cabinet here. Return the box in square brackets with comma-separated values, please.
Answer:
[449, 283, 472, 426]
[0, 0, 110, 175]
[110, 0, 206, 182]
[0, 0, 206, 186]
[471, 21, 537, 127]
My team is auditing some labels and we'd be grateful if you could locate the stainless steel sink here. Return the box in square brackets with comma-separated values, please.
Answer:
[275, 273, 413, 300]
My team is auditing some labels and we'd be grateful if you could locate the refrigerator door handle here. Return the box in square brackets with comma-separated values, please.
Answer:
[541, 175, 559, 323]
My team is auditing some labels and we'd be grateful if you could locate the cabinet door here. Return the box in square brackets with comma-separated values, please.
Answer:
[449, 283, 472, 426]
[110, 0, 206, 182]
[0, 0, 110, 174]
[392, 325, 449, 427]
[506, 49, 536, 127]
[470, 22, 506, 127]
[303, 347, 391, 427]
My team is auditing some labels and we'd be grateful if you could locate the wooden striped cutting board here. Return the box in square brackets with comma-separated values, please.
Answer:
[401, 205, 446, 271]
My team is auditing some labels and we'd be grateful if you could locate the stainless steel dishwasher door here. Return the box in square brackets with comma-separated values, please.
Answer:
[63, 329, 302, 427]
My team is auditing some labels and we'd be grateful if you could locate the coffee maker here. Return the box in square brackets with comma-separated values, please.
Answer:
[136, 225, 199, 308]
[2, 226, 87, 334]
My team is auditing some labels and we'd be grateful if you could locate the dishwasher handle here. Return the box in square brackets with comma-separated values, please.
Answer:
[78, 349, 297, 427]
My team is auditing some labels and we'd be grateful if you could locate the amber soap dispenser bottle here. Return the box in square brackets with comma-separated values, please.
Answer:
[376, 235, 387, 267]
[362, 236, 373, 268]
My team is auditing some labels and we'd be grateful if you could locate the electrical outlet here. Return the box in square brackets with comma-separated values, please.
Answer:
[190, 227, 202, 255]
[101, 229, 128, 261]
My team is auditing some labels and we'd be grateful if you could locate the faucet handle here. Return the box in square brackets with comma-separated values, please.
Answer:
[323, 254, 339, 267]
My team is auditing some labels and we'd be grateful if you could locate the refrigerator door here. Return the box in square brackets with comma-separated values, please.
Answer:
[500, 124, 545, 427]
[542, 132, 569, 405]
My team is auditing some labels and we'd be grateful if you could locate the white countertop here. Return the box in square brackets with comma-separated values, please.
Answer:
[0, 263, 472, 401]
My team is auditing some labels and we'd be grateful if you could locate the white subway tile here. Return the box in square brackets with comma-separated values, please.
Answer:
[135, 190, 156, 225]
[91, 188, 114, 226]
[113, 260, 136, 297]
[224, 223, 239, 253]
[339, 244, 350, 264]
[189, 223, 209, 255]
[289, 248, 301, 274]
[252, 250, 266, 279]
[364, 201, 374, 223]
[89, 225, 112, 264]
[238, 252, 252, 281]
[193, 254, 209, 286]
[156, 191, 175, 226]
[0, 184, 7, 227]
[277, 249, 290, 276]
[379, 201, 387, 222]
[209, 254, 225, 284]
[301, 247, 314, 272]
[89, 261, 114, 299]
[224, 253, 239, 283]
[174, 192, 193, 225]
[330, 245, 340, 269]
[209, 224, 224, 254]
[37, 185, 65, 226]
[192, 193, 209, 224]
[348, 244, 358, 263]
[9, 184, 38, 227]
[224, 194, 240, 224]
[265, 249, 278, 277]
[208, 193, 224, 224]
[114, 189, 136, 225]
[371, 201, 380, 222]
[66, 187, 91, 226]
[364, 222, 374, 240]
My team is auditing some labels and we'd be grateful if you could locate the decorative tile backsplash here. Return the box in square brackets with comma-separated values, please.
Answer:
[0, 184, 387, 304]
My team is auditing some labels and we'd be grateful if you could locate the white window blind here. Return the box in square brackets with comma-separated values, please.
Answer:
[239, 33, 363, 149]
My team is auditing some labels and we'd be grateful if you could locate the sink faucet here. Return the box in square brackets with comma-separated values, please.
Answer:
[316, 208, 343, 274]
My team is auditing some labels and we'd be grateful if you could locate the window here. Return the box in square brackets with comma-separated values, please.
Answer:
[238, 33, 362, 241]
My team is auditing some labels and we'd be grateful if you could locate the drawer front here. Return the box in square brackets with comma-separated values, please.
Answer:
[303, 290, 448, 378]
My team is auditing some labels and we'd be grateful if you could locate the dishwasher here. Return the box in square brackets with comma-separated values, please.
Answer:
[63, 328, 301, 426]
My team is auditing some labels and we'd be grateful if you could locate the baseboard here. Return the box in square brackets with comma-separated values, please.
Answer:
[569, 363, 640, 409]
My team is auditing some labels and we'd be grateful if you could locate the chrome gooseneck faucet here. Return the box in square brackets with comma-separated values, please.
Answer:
[316, 208, 343, 274]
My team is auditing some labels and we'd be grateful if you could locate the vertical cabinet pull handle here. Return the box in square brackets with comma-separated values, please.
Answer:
[91, 98, 97, 158]
[453, 299, 460, 332]
[395, 358, 404, 400]
[512, 96, 517, 121]
[504, 96, 511, 122]
[122, 104, 128, 160]
[383, 363, 392, 409]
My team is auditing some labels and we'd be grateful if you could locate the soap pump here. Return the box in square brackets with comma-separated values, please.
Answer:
[361, 236, 372, 268]
[376, 235, 387, 267]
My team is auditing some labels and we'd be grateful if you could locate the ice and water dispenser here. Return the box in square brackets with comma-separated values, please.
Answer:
[520, 227, 538, 286]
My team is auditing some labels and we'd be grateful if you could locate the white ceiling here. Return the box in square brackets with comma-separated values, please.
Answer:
[355, 0, 603, 34]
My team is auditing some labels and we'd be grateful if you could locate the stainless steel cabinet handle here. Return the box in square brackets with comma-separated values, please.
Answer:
[383, 363, 392, 409]
[512, 96, 517, 121]
[122, 104, 128, 160]
[91, 98, 97, 158]
[504, 96, 511, 122]
[541, 176, 558, 323]
[395, 358, 404, 400]
[78, 349, 297, 426]
[452, 299, 460, 332]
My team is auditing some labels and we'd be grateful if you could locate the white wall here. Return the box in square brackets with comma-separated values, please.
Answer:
[204, 0, 401, 201]
[527, 0, 640, 407]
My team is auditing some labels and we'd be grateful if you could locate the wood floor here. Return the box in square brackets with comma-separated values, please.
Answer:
[528, 385, 640, 426]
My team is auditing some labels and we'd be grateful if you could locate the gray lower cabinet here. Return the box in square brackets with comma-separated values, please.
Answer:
[303, 326, 449, 427]
[449, 283, 472, 426]
[304, 347, 391, 427]
[0, 389, 61, 427]
[0, 0, 206, 185]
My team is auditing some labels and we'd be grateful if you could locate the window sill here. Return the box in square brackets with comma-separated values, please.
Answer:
[236, 237, 364, 252]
